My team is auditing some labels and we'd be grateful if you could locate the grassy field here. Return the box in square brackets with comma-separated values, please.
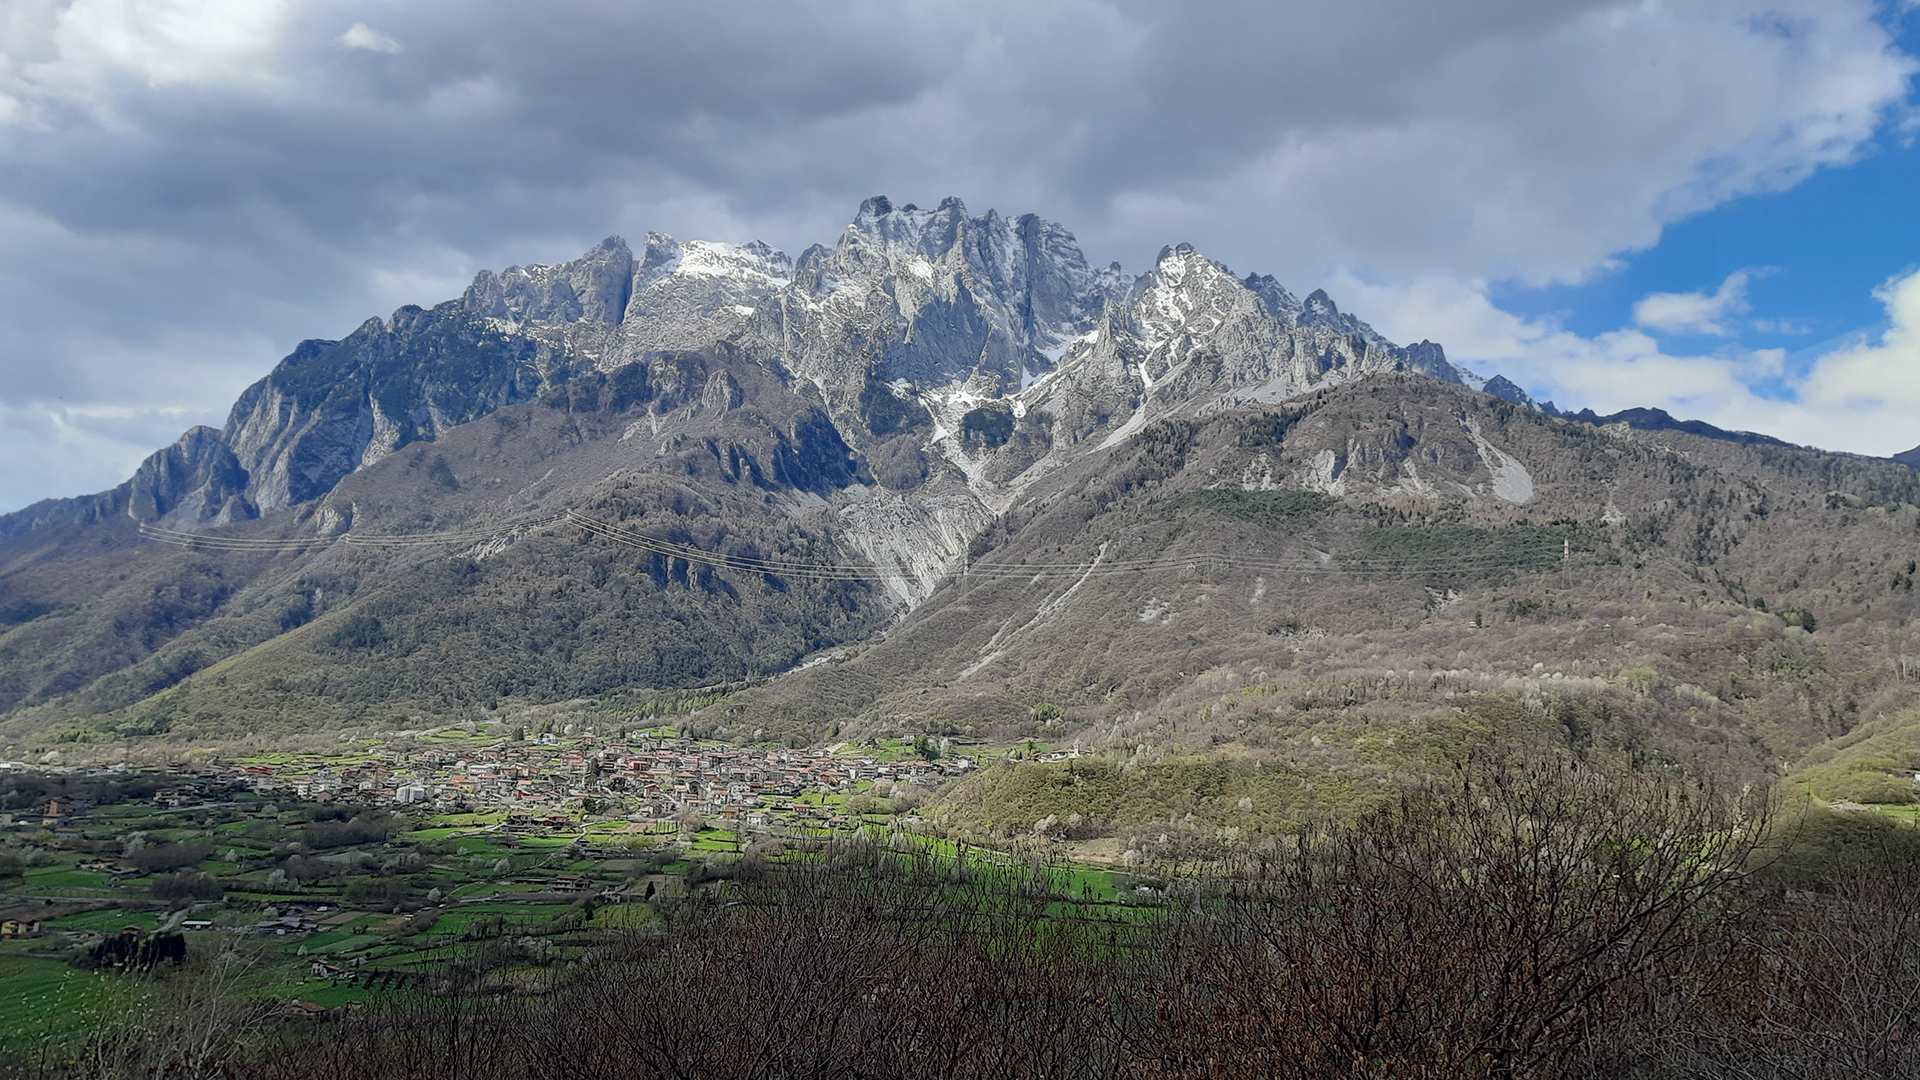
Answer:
[41, 909, 160, 933]
[21, 868, 111, 890]
[688, 829, 742, 853]
[0, 956, 143, 1054]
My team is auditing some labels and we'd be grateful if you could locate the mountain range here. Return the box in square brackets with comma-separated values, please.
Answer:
[4, 196, 1919, 819]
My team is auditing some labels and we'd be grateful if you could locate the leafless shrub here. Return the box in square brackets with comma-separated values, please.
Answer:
[1601, 817, 1920, 1078]
[1, 945, 274, 1080]
[150, 870, 222, 902]
[1140, 755, 1767, 1078]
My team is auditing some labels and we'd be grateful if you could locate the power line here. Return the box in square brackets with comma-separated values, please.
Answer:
[137, 513, 566, 553]
[139, 510, 1572, 583]
[344, 513, 570, 548]
[569, 512, 1560, 580]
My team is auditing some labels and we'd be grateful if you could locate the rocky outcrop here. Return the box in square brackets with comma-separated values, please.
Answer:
[743, 196, 1130, 405]
[220, 304, 567, 511]
[127, 426, 252, 523]
[1007, 245, 1475, 481]
[0, 425, 251, 540]
[614, 235, 792, 356]
[462, 236, 636, 325]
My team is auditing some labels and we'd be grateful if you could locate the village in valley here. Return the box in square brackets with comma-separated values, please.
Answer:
[215, 725, 981, 827]
[0, 725, 1022, 1043]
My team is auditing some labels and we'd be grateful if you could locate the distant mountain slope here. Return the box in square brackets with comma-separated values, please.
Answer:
[5, 198, 1919, 810]
[1551, 405, 1791, 448]
[0, 342, 895, 734]
[723, 378, 1920, 789]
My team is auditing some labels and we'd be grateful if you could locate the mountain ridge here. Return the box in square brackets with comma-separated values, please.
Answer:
[4, 196, 1496, 540]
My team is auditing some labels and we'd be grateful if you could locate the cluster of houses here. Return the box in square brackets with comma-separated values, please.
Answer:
[217, 734, 977, 824]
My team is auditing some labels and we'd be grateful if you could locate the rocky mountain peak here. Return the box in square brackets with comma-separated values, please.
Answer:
[839, 194, 976, 265]
[1146, 242, 1227, 278]
[1403, 340, 1458, 383]
[1302, 287, 1339, 318]
[634, 232, 685, 289]
[1296, 286, 1396, 354]
[616, 235, 792, 356]
[1483, 374, 1538, 408]
[1242, 273, 1305, 323]
[756, 196, 1128, 401]
[1128, 244, 1256, 343]
[462, 235, 635, 325]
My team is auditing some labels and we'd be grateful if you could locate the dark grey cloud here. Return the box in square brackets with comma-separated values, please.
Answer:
[0, 0, 1912, 510]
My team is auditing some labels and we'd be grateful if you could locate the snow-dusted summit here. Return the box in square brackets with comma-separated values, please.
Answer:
[1016, 244, 1470, 461]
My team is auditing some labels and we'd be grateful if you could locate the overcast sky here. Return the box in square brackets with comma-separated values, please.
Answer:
[3, 0, 1918, 512]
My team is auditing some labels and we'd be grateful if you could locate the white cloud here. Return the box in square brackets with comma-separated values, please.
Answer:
[1086, 0, 1916, 286]
[337, 23, 400, 55]
[1797, 268, 1920, 433]
[1335, 273, 1766, 414]
[5, 0, 285, 107]
[1339, 268, 1920, 458]
[0, 0, 1916, 509]
[3, 1, 1910, 278]
[1633, 270, 1753, 337]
